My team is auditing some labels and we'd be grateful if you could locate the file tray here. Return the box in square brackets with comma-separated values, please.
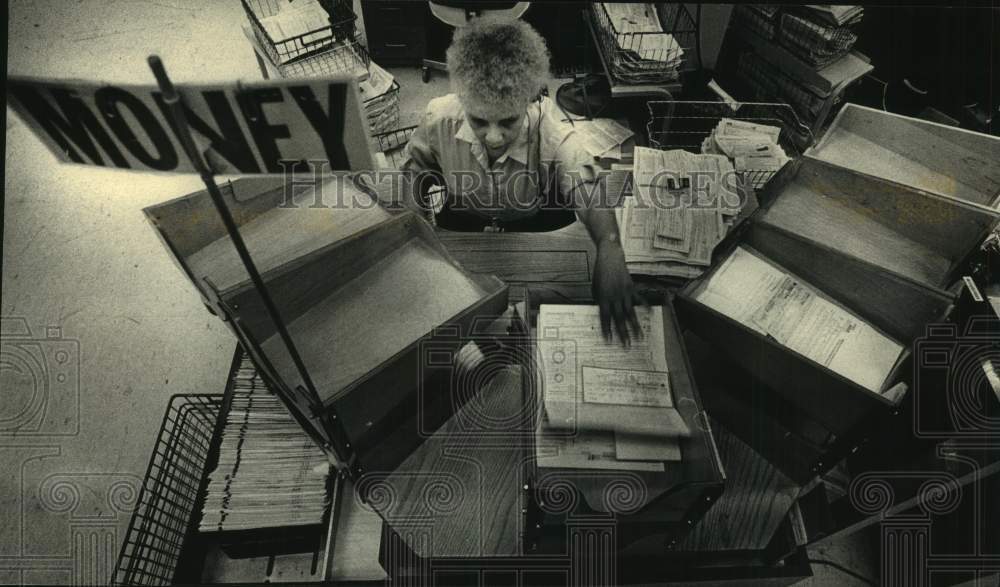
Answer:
[143, 176, 509, 480]
[806, 103, 1000, 209]
[676, 216, 957, 482]
[754, 156, 1000, 292]
[522, 293, 725, 555]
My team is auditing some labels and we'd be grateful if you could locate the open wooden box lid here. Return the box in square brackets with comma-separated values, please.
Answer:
[143, 177, 511, 479]
[143, 175, 400, 303]
[805, 103, 1000, 210]
[753, 156, 999, 292]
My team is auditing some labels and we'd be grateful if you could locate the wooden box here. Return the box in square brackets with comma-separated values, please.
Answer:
[676, 155, 999, 482]
[144, 176, 509, 476]
[521, 293, 725, 554]
[806, 103, 1000, 209]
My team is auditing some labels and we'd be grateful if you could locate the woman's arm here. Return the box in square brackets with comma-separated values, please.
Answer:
[575, 202, 643, 347]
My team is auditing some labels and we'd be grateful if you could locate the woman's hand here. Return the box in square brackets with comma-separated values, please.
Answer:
[592, 237, 644, 347]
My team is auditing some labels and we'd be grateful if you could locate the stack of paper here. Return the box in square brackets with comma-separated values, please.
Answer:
[358, 61, 399, 133]
[779, 11, 860, 68]
[571, 118, 634, 160]
[618, 147, 743, 279]
[199, 357, 330, 532]
[535, 305, 689, 472]
[702, 118, 790, 189]
[597, 3, 685, 83]
[694, 247, 904, 393]
[803, 5, 863, 27]
[258, 0, 332, 57]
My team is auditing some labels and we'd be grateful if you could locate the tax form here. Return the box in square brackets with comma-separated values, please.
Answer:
[694, 247, 904, 393]
[537, 305, 690, 437]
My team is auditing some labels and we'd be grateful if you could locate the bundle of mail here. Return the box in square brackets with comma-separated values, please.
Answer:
[200, 358, 330, 532]
[617, 147, 745, 279]
[701, 118, 790, 190]
[596, 3, 685, 84]
[535, 304, 689, 472]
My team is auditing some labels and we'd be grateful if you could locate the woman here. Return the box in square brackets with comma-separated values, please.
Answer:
[402, 16, 642, 345]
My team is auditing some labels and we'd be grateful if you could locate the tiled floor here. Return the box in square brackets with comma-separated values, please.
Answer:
[4, 1, 879, 584]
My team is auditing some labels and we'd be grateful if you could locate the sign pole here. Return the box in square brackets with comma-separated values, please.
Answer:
[146, 56, 327, 415]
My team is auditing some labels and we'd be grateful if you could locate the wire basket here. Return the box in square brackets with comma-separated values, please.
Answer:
[274, 36, 371, 80]
[112, 394, 222, 586]
[646, 100, 814, 190]
[242, 0, 357, 66]
[777, 12, 858, 68]
[589, 3, 700, 84]
[363, 80, 401, 134]
[371, 125, 417, 169]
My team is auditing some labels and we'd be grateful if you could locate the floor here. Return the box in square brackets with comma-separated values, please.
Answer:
[4, 1, 877, 584]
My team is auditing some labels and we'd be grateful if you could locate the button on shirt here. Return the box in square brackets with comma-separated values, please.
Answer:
[401, 94, 600, 222]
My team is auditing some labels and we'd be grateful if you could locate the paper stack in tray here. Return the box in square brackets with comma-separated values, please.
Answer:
[617, 147, 744, 279]
[534, 304, 690, 472]
[358, 61, 399, 133]
[598, 3, 685, 83]
[702, 118, 790, 190]
[258, 0, 332, 51]
[200, 357, 330, 532]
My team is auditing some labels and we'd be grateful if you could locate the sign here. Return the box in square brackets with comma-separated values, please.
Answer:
[7, 75, 374, 174]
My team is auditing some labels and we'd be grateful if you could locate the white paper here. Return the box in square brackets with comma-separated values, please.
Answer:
[695, 247, 905, 393]
[582, 366, 672, 408]
[258, 0, 330, 46]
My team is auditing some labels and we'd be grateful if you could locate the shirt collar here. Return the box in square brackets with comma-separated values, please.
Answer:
[454, 113, 532, 166]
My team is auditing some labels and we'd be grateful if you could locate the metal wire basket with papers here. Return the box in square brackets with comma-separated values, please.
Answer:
[371, 124, 417, 169]
[272, 36, 372, 80]
[112, 394, 221, 585]
[646, 100, 813, 190]
[589, 3, 700, 85]
[242, 0, 357, 66]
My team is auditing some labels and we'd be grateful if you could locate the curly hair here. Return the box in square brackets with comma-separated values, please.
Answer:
[446, 16, 551, 115]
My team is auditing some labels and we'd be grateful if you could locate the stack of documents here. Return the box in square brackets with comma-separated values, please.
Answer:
[694, 247, 905, 394]
[200, 358, 331, 532]
[535, 305, 690, 472]
[358, 61, 399, 133]
[571, 118, 634, 160]
[803, 5, 863, 27]
[596, 3, 685, 83]
[258, 0, 332, 59]
[617, 147, 743, 279]
[702, 118, 790, 189]
[779, 12, 859, 68]
[733, 4, 781, 40]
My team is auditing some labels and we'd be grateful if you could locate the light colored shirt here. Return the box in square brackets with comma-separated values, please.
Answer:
[401, 94, 600, 222]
